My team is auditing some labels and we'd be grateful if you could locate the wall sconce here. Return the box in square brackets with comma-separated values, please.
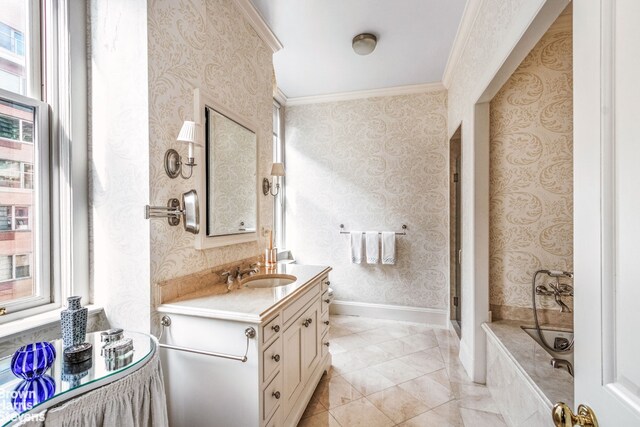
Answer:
[262, 163, 285, 196]
[164, 121, 202, 179]
[145, 190, 200, 234]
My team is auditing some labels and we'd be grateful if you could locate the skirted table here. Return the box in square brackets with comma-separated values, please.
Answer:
[0, 331, 168, 426]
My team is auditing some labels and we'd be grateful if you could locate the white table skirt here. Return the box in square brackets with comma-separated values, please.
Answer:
[15, 350, 168, 427]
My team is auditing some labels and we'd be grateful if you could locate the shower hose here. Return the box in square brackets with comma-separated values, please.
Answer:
[531, 269, 574, 353]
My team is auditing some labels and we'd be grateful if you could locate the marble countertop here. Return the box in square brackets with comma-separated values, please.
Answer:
[157, 264, 331, 323]
[483, 320, 574, 409]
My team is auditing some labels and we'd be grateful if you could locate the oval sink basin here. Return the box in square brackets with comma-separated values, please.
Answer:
[243, 275, 297, 288]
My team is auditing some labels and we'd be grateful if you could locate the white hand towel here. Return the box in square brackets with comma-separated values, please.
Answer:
[350, 231, 364, 264]
[382, 232, 396, 265]
[366, 231, 380, 264]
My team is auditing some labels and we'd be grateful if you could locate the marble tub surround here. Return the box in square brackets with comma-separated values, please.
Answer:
[155, 255, 261, 304]
[483, 320, 573, 426]
[490, 304, 573, 328]
[158, 263, 331, 322]
[298, 315, 507, 427]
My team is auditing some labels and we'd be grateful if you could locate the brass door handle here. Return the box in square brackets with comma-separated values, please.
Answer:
[552, 402, 599, 427]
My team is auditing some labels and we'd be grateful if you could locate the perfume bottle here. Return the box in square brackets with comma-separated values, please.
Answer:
[61, 296, 88, 349]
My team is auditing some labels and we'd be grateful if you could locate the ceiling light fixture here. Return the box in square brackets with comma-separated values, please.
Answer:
[352, 33, 377, 56]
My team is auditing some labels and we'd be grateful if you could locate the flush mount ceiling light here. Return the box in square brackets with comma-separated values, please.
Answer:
[352, 33, 377, 56]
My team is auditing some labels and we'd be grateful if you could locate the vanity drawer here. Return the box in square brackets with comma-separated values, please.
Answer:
[263, 315, 281, 344]
[263, 336, 282, 383]
[263, 372, 282, 422]
[283, 281, 321, 324]
[321, 290, 331, 314]
[321, 276, 330, 292]
[321, 310, 330, 336]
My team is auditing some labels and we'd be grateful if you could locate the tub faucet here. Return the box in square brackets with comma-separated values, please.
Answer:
[550, 358, 574, 376]
[535, 278, 573, 313]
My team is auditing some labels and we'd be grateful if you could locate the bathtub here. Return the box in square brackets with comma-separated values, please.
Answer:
[483, 320, 574, 426]
[522, 327, 574, 371]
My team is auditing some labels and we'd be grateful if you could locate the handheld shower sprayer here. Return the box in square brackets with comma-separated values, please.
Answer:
[531, 269, 574, 353]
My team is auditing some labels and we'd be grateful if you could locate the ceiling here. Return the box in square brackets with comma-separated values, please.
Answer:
[250, 0, 467, 99]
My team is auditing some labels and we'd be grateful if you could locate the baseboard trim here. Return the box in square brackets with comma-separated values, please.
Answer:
[330, 300, 448, 328]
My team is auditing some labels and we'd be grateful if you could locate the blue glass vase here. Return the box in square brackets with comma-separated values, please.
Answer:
[10, 342, 56, 380]
[11, 375, 56, 413]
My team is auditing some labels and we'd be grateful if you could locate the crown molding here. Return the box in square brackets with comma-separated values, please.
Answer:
[285, 82, 445, 106]
[231, 0, 283, 53]
[442, 0, 485, 88]
[274, 87, 287, 105]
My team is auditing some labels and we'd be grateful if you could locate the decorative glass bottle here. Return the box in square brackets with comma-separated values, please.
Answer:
[61, 296, 88, 349]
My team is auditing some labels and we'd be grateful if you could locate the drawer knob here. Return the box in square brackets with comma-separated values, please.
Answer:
[326, 281, 331, 285]
[272, 391, 281, 399]
[272, 354, 280, 362]
[324, 342, 330, 347]
[303, 318, 313, 327]
[324, 298, 331, 303]
[271, 324, 280, 332]
[324, 320, 330, 325]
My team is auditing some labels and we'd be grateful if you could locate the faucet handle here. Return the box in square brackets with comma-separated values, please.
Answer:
[221, 271, 231, 278]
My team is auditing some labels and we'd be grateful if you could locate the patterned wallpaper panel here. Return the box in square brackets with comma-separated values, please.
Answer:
[147, 0, 274, 332]
[285, 91, 450, 310]
[489, 10, 573, 310]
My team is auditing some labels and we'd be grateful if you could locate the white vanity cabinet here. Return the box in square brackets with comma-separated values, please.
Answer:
[159, 268, 331, 427]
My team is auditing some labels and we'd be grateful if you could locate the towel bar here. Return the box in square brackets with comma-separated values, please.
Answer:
[157, 315, 255, 362]
[339, 224, 407, 235]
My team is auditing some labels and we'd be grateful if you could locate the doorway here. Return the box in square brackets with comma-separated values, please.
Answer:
[449, 125, 462, 338]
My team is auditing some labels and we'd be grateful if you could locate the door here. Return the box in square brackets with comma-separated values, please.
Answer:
[449, 126, 462, 337]
[301, 301, 320, 382]
[571, 0, 640, 425]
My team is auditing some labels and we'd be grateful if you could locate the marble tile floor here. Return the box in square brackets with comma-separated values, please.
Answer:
[298, 315, 507, 427]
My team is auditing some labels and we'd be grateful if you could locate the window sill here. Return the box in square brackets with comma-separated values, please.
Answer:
[0, 304, 104, 341]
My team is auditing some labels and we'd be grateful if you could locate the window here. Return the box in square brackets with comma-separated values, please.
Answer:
[0, 0, 53, 320]
[273, 101, 286, 248]
[0, 254, 31, 284]
[0, 205, 30, 231]
[0, 0, 89, 322]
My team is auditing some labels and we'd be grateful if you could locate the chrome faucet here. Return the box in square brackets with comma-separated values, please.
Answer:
[237, 264, 259, 280]
[550, 358, 574, 376]
[221, 268, 239, 291]
[535, 274, 573, 313]
[221, 264, 259, 291]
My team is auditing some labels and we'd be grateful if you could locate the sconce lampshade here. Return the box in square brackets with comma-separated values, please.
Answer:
[176, 121, 201, 145]
[270, 162, 285, 177]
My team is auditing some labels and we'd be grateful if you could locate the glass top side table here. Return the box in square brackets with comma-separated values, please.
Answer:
[0, 331, 155, 426]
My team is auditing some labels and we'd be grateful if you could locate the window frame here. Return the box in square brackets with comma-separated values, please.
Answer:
[272, 100, 286, 249]
[0, 87, 50, 317]
[0, 0, 89, 324]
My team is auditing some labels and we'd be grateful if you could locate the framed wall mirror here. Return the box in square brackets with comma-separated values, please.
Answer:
[193, 88, 259, 249]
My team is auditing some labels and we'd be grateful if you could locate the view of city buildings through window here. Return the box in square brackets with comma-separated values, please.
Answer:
[0, 1, 35, 303]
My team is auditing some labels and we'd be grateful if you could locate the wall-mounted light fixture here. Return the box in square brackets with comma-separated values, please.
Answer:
[164, 121, 202, 179]
[262, 163, 285, 196]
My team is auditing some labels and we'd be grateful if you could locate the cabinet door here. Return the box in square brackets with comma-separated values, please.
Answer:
[301, 301, 320, 383]
[283, 319, 303, 414]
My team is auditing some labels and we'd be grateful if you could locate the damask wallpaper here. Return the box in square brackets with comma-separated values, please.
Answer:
[147, 0, 274, 331]
[489, 11, 573, 317]
[285, 90, 450, 310]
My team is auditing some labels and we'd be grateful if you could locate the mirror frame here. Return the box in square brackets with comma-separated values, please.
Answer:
[193, 88, 260, 249]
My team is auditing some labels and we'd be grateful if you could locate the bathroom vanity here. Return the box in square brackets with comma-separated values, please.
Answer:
[157, 264, 332, 427]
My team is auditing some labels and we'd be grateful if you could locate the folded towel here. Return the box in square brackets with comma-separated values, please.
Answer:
[382, 231, 396, 265]
[350, 231, 363, 264]
[366, 231, 380, 264]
